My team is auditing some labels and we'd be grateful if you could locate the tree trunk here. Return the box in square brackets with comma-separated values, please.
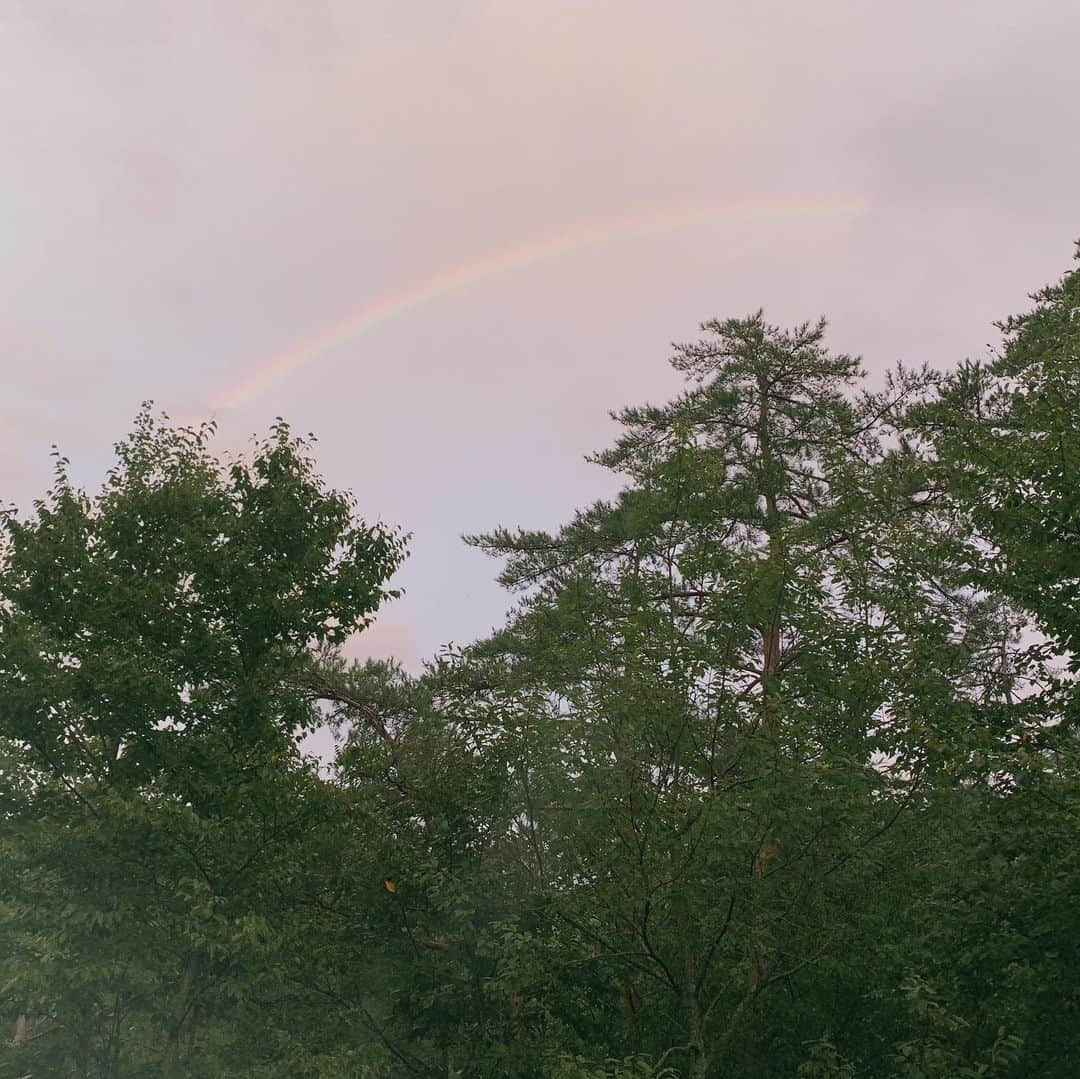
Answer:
[748, 366, 782, 1074]
[682, 945, 710, 1079]
[756, 367, 784, 733]
[73, 1003, 92, 1079]
[163, 953, 201, 1078]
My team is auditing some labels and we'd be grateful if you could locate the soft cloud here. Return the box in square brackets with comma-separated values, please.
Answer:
[2, 0, 1077, 658]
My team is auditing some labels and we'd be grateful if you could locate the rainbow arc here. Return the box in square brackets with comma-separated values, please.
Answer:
[213, 195, 864, 409]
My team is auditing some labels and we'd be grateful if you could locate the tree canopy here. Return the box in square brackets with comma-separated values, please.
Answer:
[2, 252, 1077, 1077]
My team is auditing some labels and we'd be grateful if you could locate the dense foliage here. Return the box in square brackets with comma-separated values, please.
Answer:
[1, 252, 1077, 1076]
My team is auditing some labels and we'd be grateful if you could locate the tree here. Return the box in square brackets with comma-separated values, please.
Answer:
[4, 253, 1077, 1076]
[0, 409, 404, 1076]
[921, 248, 1079, 689]
[461, 313, 1007, 1074]
[892, 248, 1080, 1077]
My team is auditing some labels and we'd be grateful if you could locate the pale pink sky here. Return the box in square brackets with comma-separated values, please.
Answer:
[3, 1, 1079, 673]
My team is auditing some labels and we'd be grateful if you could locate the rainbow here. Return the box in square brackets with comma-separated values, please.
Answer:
[213, 195, 864, 409]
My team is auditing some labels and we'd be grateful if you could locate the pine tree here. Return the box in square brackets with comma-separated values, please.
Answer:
[466, 313, 1006, 1073]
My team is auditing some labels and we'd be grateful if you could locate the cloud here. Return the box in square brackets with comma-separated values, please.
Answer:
[859, 13, 1080, 211]
[2, 0, 1077, 663]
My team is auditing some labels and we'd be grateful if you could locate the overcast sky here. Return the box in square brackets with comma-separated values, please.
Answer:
[3, 1, 1079, 676]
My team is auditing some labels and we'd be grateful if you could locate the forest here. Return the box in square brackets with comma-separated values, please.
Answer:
[1, 251, 1077, 1078]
